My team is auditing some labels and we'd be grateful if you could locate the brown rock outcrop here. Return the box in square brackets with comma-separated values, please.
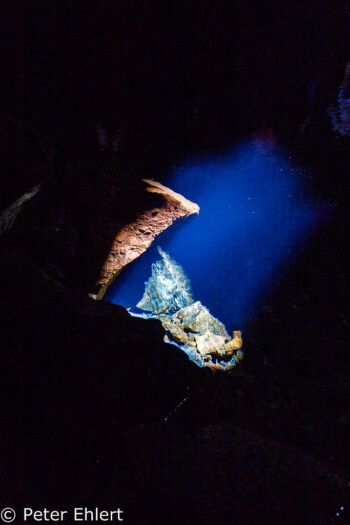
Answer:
[224, 331, 243, 356]
[96, 179, 199, 297]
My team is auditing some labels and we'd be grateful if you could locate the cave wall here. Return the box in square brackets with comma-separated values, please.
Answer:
[0, 2, 349, 523]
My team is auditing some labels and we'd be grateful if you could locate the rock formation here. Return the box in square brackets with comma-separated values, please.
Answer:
[137, 250, 243, 371]
[1, 6, 349, 522]
[95, 180, 199, 297]
[6, 169, 199, 297]
[0, 183, 41, 236]
[137, 246, 195, 314]
[172, 301, 230, 339]
[224, 330, 243, 356]
[194, 331, 228, 357]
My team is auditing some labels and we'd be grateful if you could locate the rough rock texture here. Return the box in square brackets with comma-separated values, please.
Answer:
[136, 252, 243, 371]
[1, 150, 348, 525]
[224, 330, 243, 356]
[0, 6, 349, 521]
[2, 225, 349, 523]
[191, 328, 243, 371]
[4, 168, 199, 296]
[161, 318, 192, 346]
[195, 330, 227, 357]
[136, 249, 243, 371]
[96, 181, 199, 296]
[173, 301, 230, 339]
[137, 246, 195, 314]
[169, 301, 242, 369]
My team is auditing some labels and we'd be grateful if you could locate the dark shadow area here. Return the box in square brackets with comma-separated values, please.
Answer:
[0, 2, 349, 524]
[235, 208, 349, 471]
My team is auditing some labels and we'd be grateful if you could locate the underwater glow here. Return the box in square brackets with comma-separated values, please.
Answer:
[107, 142, 325, 331]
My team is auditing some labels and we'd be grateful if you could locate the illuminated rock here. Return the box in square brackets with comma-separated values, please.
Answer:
[136, 246, 195, 314]
[224, 331, 243, 356]
[161, 318, 192, 346]
[194, 331, 227, 357]
[193, 329, 243, 369]
[96, 180, 199, 297]
[172, 301, 230, 339]
[136, 249, 243, 371]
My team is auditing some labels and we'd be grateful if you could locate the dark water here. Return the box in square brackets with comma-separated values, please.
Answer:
[107, 142, 326, 332]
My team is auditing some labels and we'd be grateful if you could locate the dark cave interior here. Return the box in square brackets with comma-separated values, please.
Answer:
[0, 2, 349, 524]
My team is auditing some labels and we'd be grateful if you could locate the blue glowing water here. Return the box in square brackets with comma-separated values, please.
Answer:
[106, 142, 324, 331]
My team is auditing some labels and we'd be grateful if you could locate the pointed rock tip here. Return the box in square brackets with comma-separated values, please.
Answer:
[142, 179, 200, 215]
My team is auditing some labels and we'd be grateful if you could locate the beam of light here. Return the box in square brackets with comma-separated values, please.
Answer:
[106, 141, 327, 331]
